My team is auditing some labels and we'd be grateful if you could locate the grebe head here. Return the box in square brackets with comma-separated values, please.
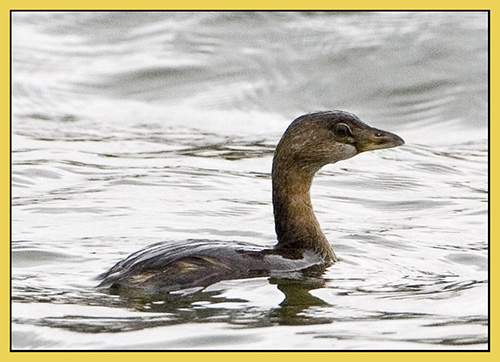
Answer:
[273, 110, 404, 175]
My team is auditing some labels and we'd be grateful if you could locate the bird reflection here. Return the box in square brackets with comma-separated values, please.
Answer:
[100, 275, 334, 330]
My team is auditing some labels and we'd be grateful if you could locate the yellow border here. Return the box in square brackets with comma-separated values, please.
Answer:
[2, 0, 499, 10]
[4, 1, 494, 361]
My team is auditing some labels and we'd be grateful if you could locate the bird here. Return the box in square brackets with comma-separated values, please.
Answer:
[98, 110, 404, 294]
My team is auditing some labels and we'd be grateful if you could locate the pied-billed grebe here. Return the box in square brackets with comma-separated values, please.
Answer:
[98, 111, 404, 294]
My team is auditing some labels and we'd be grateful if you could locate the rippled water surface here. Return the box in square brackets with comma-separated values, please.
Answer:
[11, 11, 488, 350]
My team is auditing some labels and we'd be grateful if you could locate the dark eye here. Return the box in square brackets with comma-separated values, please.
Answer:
[334, 123, 352, 138]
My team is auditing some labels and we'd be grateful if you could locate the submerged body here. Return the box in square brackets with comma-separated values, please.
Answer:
[98, 111, 404, 293]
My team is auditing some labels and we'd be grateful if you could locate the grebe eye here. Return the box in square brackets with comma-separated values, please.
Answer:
[334, 123, 352, 137]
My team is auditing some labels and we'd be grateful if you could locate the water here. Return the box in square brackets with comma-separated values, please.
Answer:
[11, 11, 488, 350]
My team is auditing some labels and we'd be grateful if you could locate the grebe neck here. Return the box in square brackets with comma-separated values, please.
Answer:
[272, 158, 337, 263]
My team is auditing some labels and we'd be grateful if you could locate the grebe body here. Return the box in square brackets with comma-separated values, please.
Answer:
[98, 111, 404, 293]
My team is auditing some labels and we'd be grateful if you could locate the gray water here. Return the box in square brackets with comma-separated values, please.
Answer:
[11, 11, 488, 350]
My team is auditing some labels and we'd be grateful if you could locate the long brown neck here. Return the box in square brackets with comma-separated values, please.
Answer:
[272, 157, 337, 263]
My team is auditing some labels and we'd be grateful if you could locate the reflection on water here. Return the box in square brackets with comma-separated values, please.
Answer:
[104, 277, 332, 329]
[12, 11, 488, 350]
